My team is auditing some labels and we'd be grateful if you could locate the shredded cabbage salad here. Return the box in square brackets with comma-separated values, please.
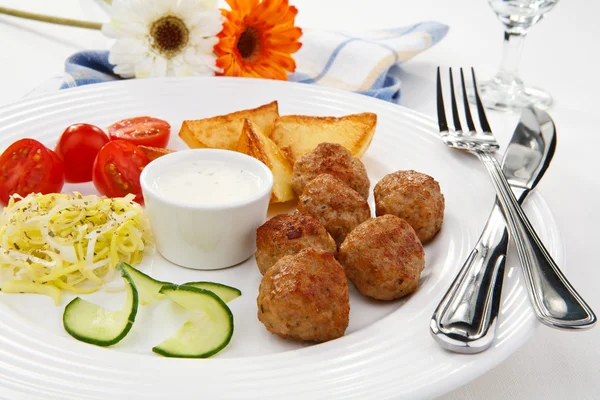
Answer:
[0, 192, 153, 304]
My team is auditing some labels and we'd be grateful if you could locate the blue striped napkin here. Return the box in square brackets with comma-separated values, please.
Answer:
[61, 21, 448, 103]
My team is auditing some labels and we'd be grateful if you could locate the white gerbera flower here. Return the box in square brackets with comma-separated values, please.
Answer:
[102, 0, 223, 78]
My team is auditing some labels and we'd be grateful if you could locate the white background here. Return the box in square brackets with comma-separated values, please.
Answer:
[1, 0, 599, 398]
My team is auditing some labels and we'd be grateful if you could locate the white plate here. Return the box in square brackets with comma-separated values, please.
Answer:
[0, 77, 562, 400]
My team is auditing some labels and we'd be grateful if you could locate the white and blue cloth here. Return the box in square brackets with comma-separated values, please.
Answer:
[61, 22, 448, 103]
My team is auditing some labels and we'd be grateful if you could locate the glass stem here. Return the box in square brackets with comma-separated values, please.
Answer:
[496, 31, 527, 86]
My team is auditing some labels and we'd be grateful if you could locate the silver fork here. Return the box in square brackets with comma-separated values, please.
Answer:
[434, 67, 596, 333]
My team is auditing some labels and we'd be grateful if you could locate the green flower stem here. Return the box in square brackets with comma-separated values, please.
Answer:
[0, 6, 103, 30]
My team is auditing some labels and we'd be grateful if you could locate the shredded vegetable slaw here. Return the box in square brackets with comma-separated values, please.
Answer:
[0, 192, 152, 304]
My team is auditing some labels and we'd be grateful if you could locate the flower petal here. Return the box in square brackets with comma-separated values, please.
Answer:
[269, 40, 302, 54]
[102, 19, 147, 38]
[109, 0, 140, 17]
[108, 38, 149, 69]
[263, 50, 297, 72]
[226, 0, 259, 16]
[250, 63, 288, 80]
[183, 47, 217, 69]
[109, 50, 143, 67]
[133, 0, 166, 22]
[198, 0, 218, 10]
[103, 0, 157, 33]
[113, 63, 136, 78]
[110, 38, 148, 56]
[175, 0, 215, 16]
[153, 56, 168, 77]
[172, 63, 194, 77]
[169, 51, 216, 76]
[135, 55, 167, 78]
[174, 63, 214, 77]
[186, 10, 223, 35]
[101, 23, 119, 39]
[189, 35, 220, 53]
[134, 56, 154, 79]
[191, 64, 217, 76]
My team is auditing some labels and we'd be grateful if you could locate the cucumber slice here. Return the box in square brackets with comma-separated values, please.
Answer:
[116, 263, 241, 305]
[62, 264, 138, 347]
[118, 262, 171, 305]
[152, 285, 234, 358]
[181, 281, 241, 303]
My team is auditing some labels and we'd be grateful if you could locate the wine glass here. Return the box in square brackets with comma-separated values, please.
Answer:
[473, 0, 559, 112]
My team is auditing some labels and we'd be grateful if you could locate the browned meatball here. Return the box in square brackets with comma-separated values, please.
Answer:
[338, 215, 424, 301]
[297, 174, 371, 246]
[291, 142, 370, 199]
[255, 212, 336, 275]
[374, 170, 444, 243]
[257, 248, 350, 342]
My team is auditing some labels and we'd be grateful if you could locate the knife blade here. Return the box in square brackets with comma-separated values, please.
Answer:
[429, 107, 557, 353]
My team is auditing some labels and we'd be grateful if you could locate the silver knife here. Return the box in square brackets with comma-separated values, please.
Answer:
[430, 107, 557, 353]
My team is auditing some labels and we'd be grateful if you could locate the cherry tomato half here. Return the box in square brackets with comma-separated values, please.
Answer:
[92, 140, 149, 203]
[108, 117, 171, 148]
[55, 123, 109, 183]
[0, 138, 65, 205]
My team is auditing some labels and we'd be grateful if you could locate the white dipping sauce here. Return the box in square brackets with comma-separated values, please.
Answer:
[152, 159, 264, 206]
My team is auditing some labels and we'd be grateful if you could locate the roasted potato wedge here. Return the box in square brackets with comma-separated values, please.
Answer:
[236, 119, 294, 203]
[138, 145, 175, 161]
[270, 113, 377, 163]
[178, 101, 279, 150]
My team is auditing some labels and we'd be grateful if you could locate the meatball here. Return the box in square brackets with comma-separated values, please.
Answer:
[291, 142, 370, 199]
[257, 248, 350, 342]
[255, 212, 336, 275]
[374, 170, 444, 243]
[297, 174, 371, 246]
[338, 215, 424, 301]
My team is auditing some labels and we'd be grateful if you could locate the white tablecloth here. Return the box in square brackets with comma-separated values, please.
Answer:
[1, 0, 599, 398]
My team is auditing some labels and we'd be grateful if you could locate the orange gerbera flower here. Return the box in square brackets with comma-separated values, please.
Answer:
[214, 0, 302, 80]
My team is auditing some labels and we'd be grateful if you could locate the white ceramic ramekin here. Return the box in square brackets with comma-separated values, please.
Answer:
[140, 149, 273, 270]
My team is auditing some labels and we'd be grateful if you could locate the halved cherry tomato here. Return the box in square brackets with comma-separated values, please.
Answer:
[55, 123, 109, 183]
[92, 140, 149, 203]
[108, 117, 171, 148]
[0, 139, 65, 206]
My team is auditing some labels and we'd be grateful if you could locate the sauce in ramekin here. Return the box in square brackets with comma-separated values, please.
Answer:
[152, 159, 264, 206]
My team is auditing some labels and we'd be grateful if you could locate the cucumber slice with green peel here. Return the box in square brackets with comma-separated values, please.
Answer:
[152, 285, 234, 358]
[181, 281, 241, 303]
[118, 262, 171, 305]
[63, 265, 138, 347]
[116, 263, 240, 305]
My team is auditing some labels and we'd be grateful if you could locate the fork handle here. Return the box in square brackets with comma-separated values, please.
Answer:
[430, 190, 524, 353]
[477, 150, 596, 329]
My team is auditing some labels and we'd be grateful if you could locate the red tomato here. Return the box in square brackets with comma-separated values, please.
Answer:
[108, 117, 171, 148]
[55, 123, 109, 183]
[92, 140, 149, 203]
[0, 139, 65, 205]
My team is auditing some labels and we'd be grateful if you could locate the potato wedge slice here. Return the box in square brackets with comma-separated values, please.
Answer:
[236, 119, 294, 203]
[179, 101, 279, 150]
[270, 113, 377, 163]
[138, 145, 175, 162]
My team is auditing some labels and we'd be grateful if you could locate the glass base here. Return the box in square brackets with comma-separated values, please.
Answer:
[468, 77, 553, 113]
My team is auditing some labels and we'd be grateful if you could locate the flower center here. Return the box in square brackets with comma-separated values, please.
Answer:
[237, 27, 261, 61]
[150, 16, 189, 59]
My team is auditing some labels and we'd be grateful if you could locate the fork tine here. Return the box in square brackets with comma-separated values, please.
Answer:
[449, 68, 462, 132]
[460, 68, 476, 132]
[436, 67, 448, 132]
[471, 67, 492, 133]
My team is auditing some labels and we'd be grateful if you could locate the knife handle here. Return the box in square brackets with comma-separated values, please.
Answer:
[430, 197, 512, 354]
